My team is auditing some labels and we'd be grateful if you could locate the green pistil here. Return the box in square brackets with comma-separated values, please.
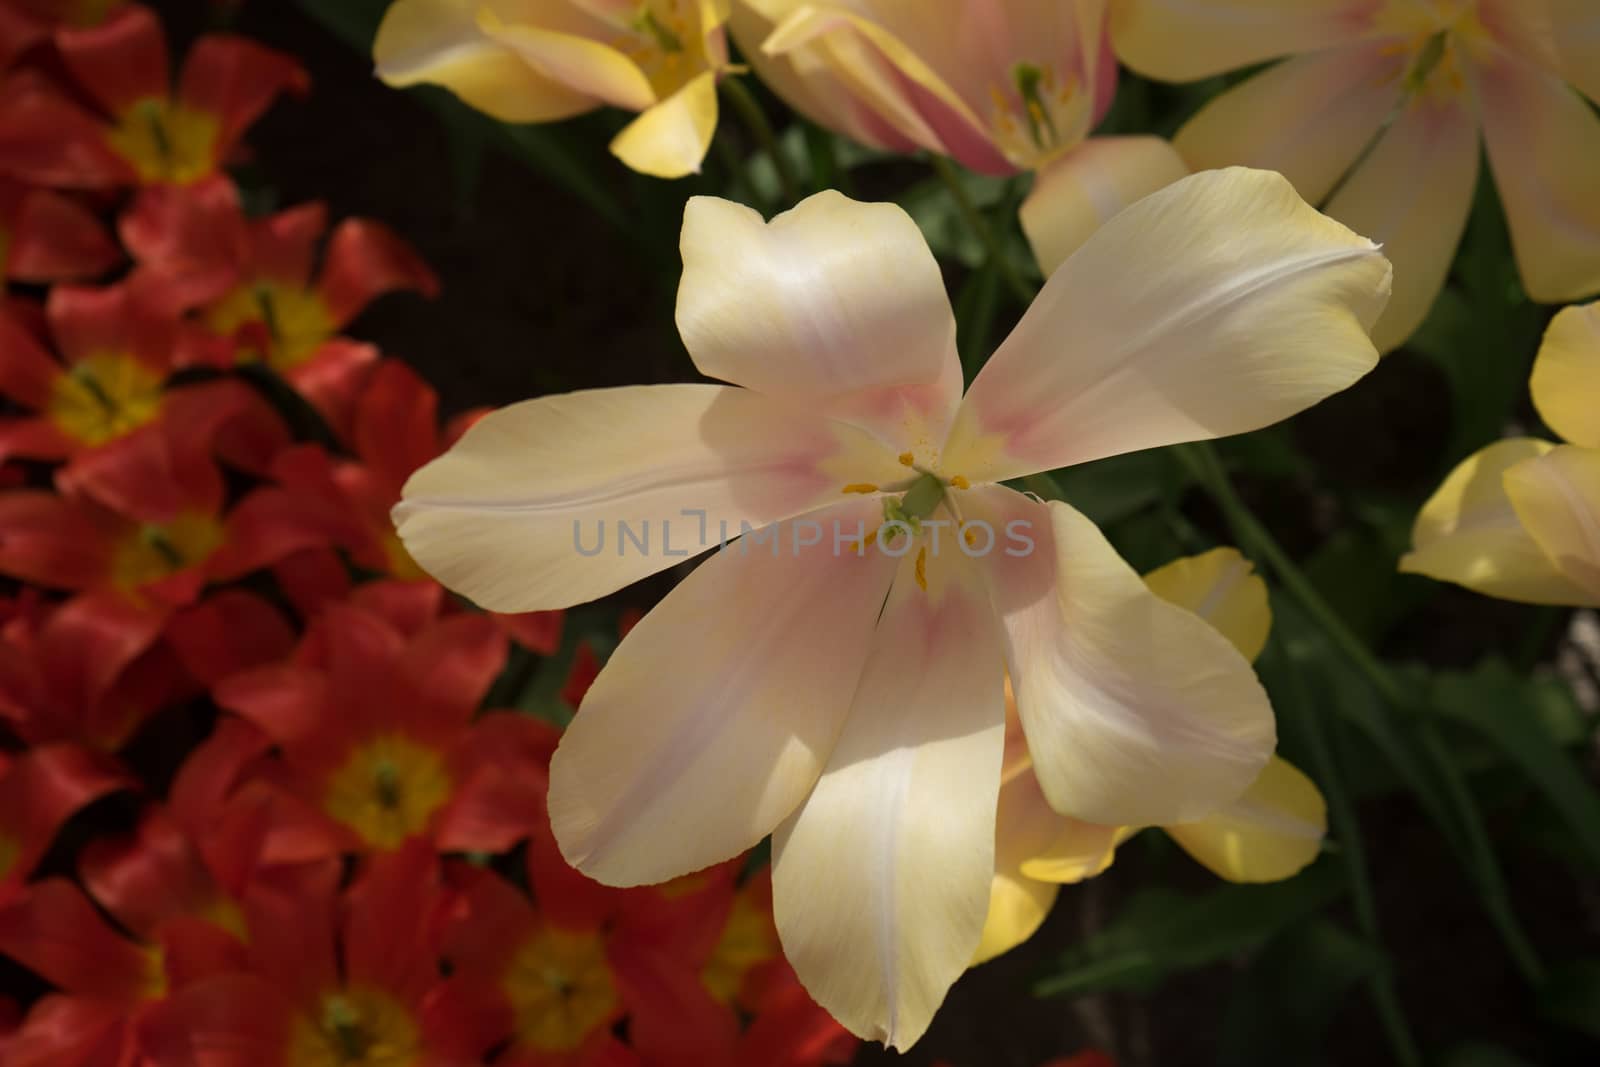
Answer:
[633, 7, 683, 52]
[880, 472, 947, 543]
[1012, 62, 1057, 149]
[1404, 32, 1448, 93]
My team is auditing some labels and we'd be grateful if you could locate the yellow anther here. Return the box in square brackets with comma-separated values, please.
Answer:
[842, 483, 880, 495]
[914, 546, 928, 591]
[898, 452, 915, 467]
[963, 527, 979, 548]
[949, 475, 970, 490]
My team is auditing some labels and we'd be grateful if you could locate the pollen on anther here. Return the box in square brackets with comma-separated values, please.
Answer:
[842, 483, 879, 495]
[914, 546, 928, 591]
[963, 527, 979, 548]
[898, 452, 915, 467]
[949, 475, 970, 490]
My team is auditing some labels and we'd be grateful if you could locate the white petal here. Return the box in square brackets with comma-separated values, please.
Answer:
[550, 500, 899, 886]
[943, 168, 1389, 484]
[970, 487, 1276, 826]
[394, 384, 903, 611]
[773, 548, 1006, 1050]
[676, 192, 963, 452]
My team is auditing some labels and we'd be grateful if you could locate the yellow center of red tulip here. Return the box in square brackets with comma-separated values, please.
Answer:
[207, 282, 336, 371]
[0, 834, 18, 883]
[503, 927, 618, 1052]
[700, 888, 779, 1005]
[48, 353, 165, 445]
[105, 97, 221, 184]
[112, 512, 225, 591]
[289, 988, 420, 1067]
[323, 736, 453, 850]
[989, 62, 1088, 168]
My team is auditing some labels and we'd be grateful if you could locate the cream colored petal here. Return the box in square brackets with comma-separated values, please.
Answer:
[394, 384, 902, 612]
[476, 7, 656, 111]
[1324, 96, 1480, 354]
[1174, 45, 1402, 207]
[1530, 302, 1600, 449]
[1020, 136, 1191, 279]
[943, 169, 1389, 484]
[1112, 0, 1378, 81]
[1473, 47, 1600, 304]
[609, 70, 719, 178]
[372, 0, 598, 122]
[677, 191, 963, 451]
[970, 487, 1276, 827]
[764, 5, 1013, 172]
[730, 2, 911, 152]
[1400, 437, 1599, 606]
[1546, 0, 1600, 103]
[1504, 445, 1600, 601]
[550, 500, 899, 886]
[1164, 755, 1326, 883]
[1142, 547, 1270, 663]
[773, 548, 1006, 1051]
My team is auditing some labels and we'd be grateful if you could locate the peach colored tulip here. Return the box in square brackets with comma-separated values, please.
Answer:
[1116, 0, 1600, 352]
[395, 169, 1389, 1047]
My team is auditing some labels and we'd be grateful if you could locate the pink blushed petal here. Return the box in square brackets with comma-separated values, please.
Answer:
[944, 169, 1388, 484]
[969, 487, 1276, 827]
[394, 383, 902, 612]
[1473, 46, 1600, 304]
[549, 500, 899, 886]
[772, 546, 1005, 1050]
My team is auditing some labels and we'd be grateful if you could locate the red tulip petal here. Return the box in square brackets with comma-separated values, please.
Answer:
[0, 73, 133, 188]
[56, 5, 167, 115]
[352, 358, 439, 489]
[495, 609, 564, 655]
[7, 186, 119, 283]
[164, 590, 296, 689]
[177, 35, 307, 160]
[121, 177, 247, 310]
[0, 302, 63, 410]
[0, 879, 157, 999]
[249, 200, 327, 286]
[0, 490, 116, 590]
[317, 219, 438, 328]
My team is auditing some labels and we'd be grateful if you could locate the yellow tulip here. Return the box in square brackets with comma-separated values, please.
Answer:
[373, 0, 731, 178]
[1404, 303, 1600, 606]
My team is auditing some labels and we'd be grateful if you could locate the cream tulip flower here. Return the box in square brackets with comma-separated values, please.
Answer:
[394, 167, 1391, 1048]
[1404, 302, 1600, 605]
[1115, 0, 1600, 353]
[730, 0, 1191, 275]
[373, 0, 732, 178]
[977, 548, 1328, 965]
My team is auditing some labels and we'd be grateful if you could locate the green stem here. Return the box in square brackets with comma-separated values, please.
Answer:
[1265, 642, 1420, 1067]
[721, 77, 801, 205]
[930, 154, 1035, 306]
[1178, 439, 1546, 986]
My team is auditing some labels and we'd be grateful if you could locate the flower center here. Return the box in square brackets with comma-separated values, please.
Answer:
[112, 512, 225, 591]
[700, 887, 779, 1005]
[1374, 0, 1489, 99]
[323, 736, 453, 850]
[988, 61, 1088, 168]
[618, 0, 703, 98]
[48, 353, 165, 445]
[105, 97, 220, 184]
[841, 456, 983, 590]
[291, 989, 419, 1067]
[208, 282, 336, 370]
[504, 928, 618, 1052]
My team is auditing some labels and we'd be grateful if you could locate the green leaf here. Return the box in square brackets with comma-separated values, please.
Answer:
[1217, 920, 1385, 1066]
[1430, 660, 1600, 867]
[1033, 856, 1346, 998]
[1539, 959, 1600, 1039]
